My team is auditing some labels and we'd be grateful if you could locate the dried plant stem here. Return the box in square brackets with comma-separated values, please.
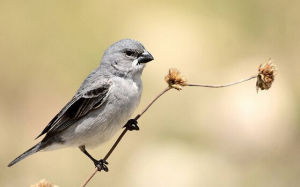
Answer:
[81, 74, 258, 187]
[81, 87, 172, 187]
[81, 170, 97, 187]
[186, 75, 257, 88]
[137, 87, 172, 117]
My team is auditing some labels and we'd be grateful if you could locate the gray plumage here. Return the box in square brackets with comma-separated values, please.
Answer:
[8, 39, 154, 167]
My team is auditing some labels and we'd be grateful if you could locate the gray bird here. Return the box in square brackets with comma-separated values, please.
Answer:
[8, 39, 154, 171]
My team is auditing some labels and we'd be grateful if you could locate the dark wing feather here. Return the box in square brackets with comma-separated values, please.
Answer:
[35, 83, 111, 139]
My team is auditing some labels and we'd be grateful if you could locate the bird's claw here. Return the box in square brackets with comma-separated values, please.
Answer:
[94, 159, 109, 172]
[124, 119, 139, 131]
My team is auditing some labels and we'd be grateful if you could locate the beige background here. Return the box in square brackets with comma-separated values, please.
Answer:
[1, 0, 300, 186]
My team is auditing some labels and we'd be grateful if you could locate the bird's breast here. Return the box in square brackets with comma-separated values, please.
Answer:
[109, 77, 142, 115]
[92, 77, 142, 143]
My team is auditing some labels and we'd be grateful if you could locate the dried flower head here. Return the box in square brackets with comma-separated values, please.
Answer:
[165, 68, 187, 90]
[256, 59, 277, 92]
[30, 179, 59, 187]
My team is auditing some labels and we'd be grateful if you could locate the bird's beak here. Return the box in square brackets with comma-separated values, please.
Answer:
[138, 50, 154, 64]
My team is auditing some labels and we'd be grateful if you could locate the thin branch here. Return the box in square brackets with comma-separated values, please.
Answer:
[81, 170, 98, 187]
[81, 73, 259, 187]
[137, 87, 172, 118]
[186, 75, 257, 88]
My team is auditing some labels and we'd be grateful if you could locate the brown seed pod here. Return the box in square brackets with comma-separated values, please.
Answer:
[256, 59, 277, 92]
[165, 68, 187, 90]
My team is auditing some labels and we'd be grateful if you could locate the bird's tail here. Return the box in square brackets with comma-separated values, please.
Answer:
[8, 142, 42, 167]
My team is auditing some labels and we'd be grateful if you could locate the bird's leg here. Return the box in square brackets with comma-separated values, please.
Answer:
[124, 119, 139, 131]
[79, 145, 109, 172]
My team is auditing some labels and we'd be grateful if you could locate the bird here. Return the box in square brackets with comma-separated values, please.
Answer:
[8, 39, 154, 171]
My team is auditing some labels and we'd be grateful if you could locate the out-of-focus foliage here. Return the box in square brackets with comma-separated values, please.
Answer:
[1, 0, 299, 186]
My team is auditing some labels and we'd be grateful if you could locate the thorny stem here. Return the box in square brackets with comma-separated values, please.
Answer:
[81, 74, 257, 187]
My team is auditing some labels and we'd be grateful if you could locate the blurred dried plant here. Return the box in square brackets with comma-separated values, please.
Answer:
[81, 60, 276, 187]
[30, 179, 58, 187]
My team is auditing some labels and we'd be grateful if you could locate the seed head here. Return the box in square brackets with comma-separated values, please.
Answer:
[165, 68, 187, 90]
[256, 59, 277, 92]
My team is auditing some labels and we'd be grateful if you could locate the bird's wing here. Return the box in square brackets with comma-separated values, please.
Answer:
[36, 82, 111, 139]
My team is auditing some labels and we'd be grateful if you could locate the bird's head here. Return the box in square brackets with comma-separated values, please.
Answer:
[100, 39, 154, 78]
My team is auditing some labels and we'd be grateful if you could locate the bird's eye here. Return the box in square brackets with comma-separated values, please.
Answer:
[125, 50, 135, 57]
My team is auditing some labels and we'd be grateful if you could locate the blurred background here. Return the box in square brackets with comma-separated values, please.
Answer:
[1, 0, 299, 186]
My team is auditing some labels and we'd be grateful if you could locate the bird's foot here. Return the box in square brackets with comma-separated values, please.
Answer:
[94, 159, 109, 172]
[124, 119, 139, 131]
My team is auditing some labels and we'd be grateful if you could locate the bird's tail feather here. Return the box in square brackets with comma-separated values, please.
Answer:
[8, 142, 42, 167]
